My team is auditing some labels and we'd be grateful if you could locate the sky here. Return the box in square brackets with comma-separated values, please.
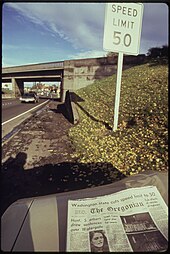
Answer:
[2, 2, 169, 68]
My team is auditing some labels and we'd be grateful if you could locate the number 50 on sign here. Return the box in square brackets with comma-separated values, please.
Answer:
[103, 3, 144, 55]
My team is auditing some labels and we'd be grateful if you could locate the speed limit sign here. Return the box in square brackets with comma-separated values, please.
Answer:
[103, 3, 144, 131]
[103, 3, 144, 55]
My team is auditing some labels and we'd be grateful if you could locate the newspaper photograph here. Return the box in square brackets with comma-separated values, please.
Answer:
[66, 186, 168, 252]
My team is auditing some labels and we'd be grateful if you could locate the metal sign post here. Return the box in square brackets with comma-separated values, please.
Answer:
[113, 52, 123, 131]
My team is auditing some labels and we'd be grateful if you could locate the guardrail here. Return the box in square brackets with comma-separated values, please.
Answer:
[2, 94, 15, 99]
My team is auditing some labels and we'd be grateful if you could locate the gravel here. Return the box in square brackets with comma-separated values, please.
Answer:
[1, 100, 125, 216]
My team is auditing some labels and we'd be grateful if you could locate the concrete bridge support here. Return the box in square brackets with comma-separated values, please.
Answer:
[62, 57, 118, 101]
[62, 55, 146, 101]
[12, 78, 24, 97]
[62, 60, 75, 101]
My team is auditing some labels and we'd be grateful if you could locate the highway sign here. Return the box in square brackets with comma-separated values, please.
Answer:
[103, 3, 144, 55]
[103, 3, 144, 131]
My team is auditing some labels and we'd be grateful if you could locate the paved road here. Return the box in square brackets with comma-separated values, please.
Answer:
[1, 100, 125, 216]
[2, 98, 50, 139]
[2, 98, 48, 123]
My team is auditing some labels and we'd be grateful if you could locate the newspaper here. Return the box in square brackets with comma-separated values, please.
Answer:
[66, 186, 168, 252]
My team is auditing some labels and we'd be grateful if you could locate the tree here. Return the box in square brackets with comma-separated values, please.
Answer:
[36, 83, 43, 90]
[147, 45, 168, 58]
[31, 82, 43, 90]
[161, 45, 168, 57]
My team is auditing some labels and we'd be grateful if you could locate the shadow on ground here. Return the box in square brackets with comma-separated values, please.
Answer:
[50, 103, 70, 122]
[1, 152, 125, 216]
[69, 91, 112, 130]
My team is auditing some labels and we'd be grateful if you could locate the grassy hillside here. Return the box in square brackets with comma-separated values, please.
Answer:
[69, 63, 168, 176]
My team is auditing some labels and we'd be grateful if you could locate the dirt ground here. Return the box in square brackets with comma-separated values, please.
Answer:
[1, 100, 125, 216]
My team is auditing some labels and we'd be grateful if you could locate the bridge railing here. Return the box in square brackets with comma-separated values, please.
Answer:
[2, 61, 64, 73]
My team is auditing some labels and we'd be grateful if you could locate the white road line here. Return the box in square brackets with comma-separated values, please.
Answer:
[2, 100, 50, 126]
[2, 102, 16, 107]
[2, 102, 12, 106]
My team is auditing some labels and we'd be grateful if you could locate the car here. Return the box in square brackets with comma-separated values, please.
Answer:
[20, 92, 39, 103]
[1, 171, 168, 252]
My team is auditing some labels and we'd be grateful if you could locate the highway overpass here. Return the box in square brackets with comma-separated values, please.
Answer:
[2, 55, 146, 101]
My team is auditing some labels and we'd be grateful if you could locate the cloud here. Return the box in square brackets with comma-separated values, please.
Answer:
[68, 50, 107, 60]
[5, 2, 105, 50]
[2, 44, 36, 50]
[3, 2, 168, 61]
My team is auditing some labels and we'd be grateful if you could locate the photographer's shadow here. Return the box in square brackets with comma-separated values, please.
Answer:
[1, 152, 126, 216]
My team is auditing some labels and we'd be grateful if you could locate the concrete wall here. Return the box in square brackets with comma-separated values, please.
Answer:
[63, 55, 146, 100]
[12, 78, 24, 97]
[63, 57, 116, 93]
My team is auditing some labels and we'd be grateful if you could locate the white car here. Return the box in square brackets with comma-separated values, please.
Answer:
[20, 92, 39, 103]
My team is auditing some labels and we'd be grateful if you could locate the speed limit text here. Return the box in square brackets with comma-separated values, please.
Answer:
[112, 4, 138, 17]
